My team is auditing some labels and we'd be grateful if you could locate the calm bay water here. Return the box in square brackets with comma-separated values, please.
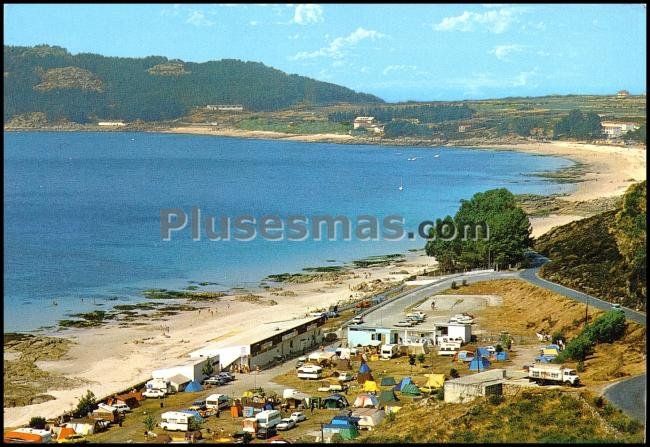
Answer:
[4, 132, 574, 332]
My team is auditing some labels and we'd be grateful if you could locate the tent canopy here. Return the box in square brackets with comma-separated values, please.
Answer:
[424, 374, 445, 389]
[358, 363, 371, 374]
[400, 383, 421, 396]
[495, 351, 509, 361]
[357, 372, 374, 385]
[380, 376, 396, 387]
[363, 381, 379, 393]
[378, 390, 399, 405]
[469, 357, 491, 371]
[394, 377, 413, 391]
[180, 410, 204, 423]
[353, 393, 379, 409]
[184, 380, 202, 392]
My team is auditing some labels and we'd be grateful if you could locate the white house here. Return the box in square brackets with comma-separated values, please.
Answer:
[601, 121, 639, 139]
[97, 121, 125, 126]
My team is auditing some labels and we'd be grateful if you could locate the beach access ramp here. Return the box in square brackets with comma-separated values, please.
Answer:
[189, 345, 250, 370]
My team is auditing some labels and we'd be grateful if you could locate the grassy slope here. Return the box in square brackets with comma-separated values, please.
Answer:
[534, 211, 646, 311]
[361, 389, 643, 443]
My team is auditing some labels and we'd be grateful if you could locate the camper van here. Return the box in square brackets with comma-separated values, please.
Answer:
[438, 345, 458, 356]
[255, 410, 282, 429]
[160, 411, 194, 432]
[297, 364, 323, 379]
[206, 394, 230, 410]
[380, 344, 399, 360]
[4, 428, 53, 444]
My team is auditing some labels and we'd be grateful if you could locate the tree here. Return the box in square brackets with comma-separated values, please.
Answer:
[495, 344, 503, 353]
[74, 390, 97, 417]
[417, 353, 425, 364]
[143, 414, 156, 432]
[553, 109, 602, 140]
[557, 334, 594, 362]
[202, 357, 214, 377]
[425, 189, 531, 270]
[29, 416, 47, 429]
[583, 310, 626, 343]
[449, 368, 459, 378]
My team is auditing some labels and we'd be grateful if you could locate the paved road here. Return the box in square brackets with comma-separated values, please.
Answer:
[603, 374, 646, 423]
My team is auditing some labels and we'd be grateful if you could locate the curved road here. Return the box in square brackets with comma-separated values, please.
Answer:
[349, 254, 646, 423]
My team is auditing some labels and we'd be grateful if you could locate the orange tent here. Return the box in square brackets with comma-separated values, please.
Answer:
[4, 431, 45, 443]
[57, 427, 76, 440]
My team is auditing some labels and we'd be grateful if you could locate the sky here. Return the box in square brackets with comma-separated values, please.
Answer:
[3, 3, 647, 102]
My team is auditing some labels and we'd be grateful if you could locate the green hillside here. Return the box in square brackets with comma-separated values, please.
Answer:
[3, 44, 383, 123]
[534, 181, 646, 311]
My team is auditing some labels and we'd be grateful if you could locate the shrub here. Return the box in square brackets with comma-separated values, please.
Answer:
[576, 360, 585, 372]
[417, 353, 425, 364]
[143, 414, 156, 432]
[594, 396, 604, 408]
[462, 279, 468, 286]
[551, 331, 565, 344]
[29, 416, 46, 429]
[435, 388, 444, 400]
[558, 334, 594, 361]
[408, 354, 416, 366]
[451, 281, 458, 289]
[450, 368, 459, 378]
[385, 411, 396, 423]
[495, 344, 503, 353]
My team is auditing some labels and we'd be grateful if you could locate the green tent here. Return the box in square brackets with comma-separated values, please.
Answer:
[378, 390, 399, 406]
[401, 383, 421, 396]
[380, 376, 396, 387]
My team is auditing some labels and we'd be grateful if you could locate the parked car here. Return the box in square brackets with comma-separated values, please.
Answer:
[290, 411, 307, 423]
[111, 403, 131, 413]
[189, 399, 207, 411]
[394, 320, 414, 327]
[218, 372, 235, 382]
[143, 389, 166, 398]
[325, 311, 339, 318]
[351, 316, 364, 325]
[337, 372, 355, 382]
[256, 426, 278, 440]
[204, 376, 225, 386]
[295, 360, 305, 369]
[276, 418, 296, 431]
[611, 303, 624, 312]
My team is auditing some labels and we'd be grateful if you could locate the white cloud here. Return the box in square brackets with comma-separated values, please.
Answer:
[433, 7, 523, 33]
[186, 10, 215, 27]
[489, 44, 524, 60]
[292, 4, 324, 25]
[382, 64, 417, 75]
[291, 27, 385, 60]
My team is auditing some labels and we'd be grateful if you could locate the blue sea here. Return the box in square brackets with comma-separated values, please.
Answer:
[3, 132, 575, 332]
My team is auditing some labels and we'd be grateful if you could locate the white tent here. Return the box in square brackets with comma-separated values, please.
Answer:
[351, 408, 385, 430]
[353, 393, 380, 409]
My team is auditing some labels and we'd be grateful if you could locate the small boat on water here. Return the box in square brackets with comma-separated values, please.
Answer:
[398, 177, 404, 191]
[407, 157, 417, 161]
[434, 153, 440, 158]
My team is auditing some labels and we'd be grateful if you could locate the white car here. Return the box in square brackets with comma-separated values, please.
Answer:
[337, 372, 355, 382]
[351, 317, 364, 325]
[276, 418, 296, 431]
[394, 320, 414, 327]
[290, 411, 307, 423]
[112, 403, 131, 413]
[143, 389, 166, 398]
[485, 345, 496, 353]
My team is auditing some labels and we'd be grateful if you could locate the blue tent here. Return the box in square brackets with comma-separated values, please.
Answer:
[331, 415, 361, 428]
[184, 380, 203, 392]
[469, 357, 491, 371]
[476, 347, 490, 358]
[359, 363, 371, 374]
[263, 402, 274, 410]
[535, 355, 553, 363]
[394, 377, 413, 391]
[495, 351, 509, 361]
[180, 410, 204, 423]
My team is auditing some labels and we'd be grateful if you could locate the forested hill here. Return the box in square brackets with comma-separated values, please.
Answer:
[3, 44, 383, 123]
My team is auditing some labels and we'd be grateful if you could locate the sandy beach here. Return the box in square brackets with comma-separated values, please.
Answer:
[3, 252, 437, 427]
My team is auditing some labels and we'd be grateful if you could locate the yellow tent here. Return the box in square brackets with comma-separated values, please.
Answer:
[363, 380, 380, 393]
[421, 374, 445, 393]
[242, 391, 254, 398]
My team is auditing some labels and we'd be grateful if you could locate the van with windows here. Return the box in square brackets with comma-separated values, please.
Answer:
[380, 344, 399, 360]
[160, 411, 194, 432]
[205, 394, 230, 410]
[255, 410, 282, 429]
